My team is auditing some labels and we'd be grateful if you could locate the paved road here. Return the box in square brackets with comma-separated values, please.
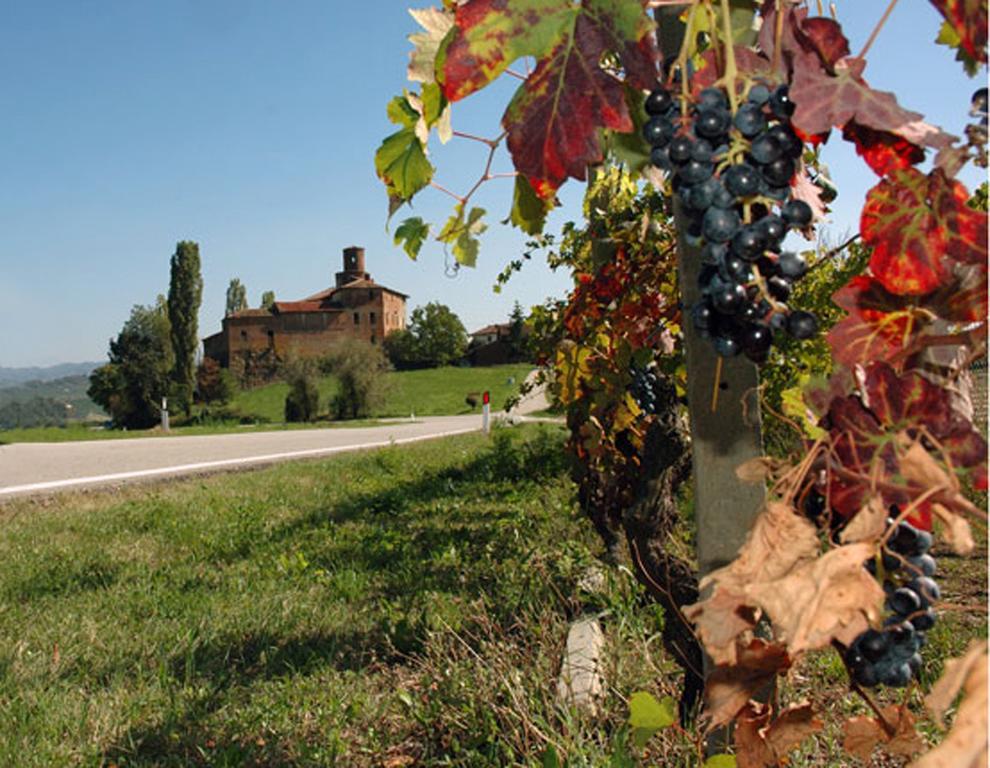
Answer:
[0, 379, 553, 499]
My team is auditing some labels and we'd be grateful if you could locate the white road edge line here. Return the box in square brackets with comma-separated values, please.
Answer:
[0, 426, 479, 497]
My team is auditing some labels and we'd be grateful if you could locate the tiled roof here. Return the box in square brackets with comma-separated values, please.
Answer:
[471, 323, 510, 336]
[305, 278, 409, 301]
[227, 308, 272, 318]
[273, 300, 332, 313]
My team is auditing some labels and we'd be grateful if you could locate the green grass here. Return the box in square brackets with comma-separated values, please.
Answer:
[0, 425, 679, 766]
[0, 364, 534, 444]
[230, 363, 534, 423]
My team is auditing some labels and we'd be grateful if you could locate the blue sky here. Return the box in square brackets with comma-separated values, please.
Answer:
[0, 1, 984, 367]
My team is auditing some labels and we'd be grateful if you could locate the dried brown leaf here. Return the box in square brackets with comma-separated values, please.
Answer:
[705, 639, 791, 731]
[844, 706, 925, 761]
[913, 642, 988, 768]
[735, 702, 775, 768]
[736, 701, 824, 768]
[932, 502, 976, 555]
[840, 495, 888, 544]
[899, 436, 961, 493]
[700, 502, 820, 590]
[736, 457, 775, 484]
[683, 587, 759, 666]
[745, 543, 885, 655]
[765, 702, 824, 758]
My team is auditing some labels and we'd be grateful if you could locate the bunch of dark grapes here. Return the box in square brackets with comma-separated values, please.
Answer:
[629, 365, 664, 414]
[843, 514, 939, 688]
[643, 82, 819, 363]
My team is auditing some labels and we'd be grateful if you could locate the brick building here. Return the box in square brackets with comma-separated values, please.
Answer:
[203, 246, 407, 369]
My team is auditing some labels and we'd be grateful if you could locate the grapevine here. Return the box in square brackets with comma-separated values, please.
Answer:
[377, 0, 989, 763]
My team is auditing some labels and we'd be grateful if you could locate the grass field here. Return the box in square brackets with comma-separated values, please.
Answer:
[0, 364, 534, 444]
[0, 426, 984, 766]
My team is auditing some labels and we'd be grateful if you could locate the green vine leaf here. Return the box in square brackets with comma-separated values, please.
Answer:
[628, 691, 676, 748]
[394, 217, 431, 260]
[438, 204, 487, 267]
[509, 174, 552, 235]
[702, 755, 737, 768]
[376, 94, 435, 207]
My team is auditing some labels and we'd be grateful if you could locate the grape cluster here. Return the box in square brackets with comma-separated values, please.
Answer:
[844, 515, 939, 688]
[643, 82, 819, 363]
[629, 366, 665, 414]
[968, 87, 988, 165]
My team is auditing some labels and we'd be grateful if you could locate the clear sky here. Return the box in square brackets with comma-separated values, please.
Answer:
[0, 1, 983, 367]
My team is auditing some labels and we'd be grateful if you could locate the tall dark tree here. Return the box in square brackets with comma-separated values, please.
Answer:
[225, 278, 248, 316]
[507, 300, 527, 361]
[88, 298, 173, 429]
[167, 240, 203, 416]
[260, 290, 276, 310]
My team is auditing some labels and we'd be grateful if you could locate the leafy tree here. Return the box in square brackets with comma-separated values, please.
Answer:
[0, 397, 68, 429]
[409, 302, 468, 367]
[196, 357, 236, 405]
[284, 368, 319, 422]
[383, 328, 419, 370]
[88, 299, 173, 429]
[167, 241, 203, 416]
[507, 300, 527, 361]
[225, 278, 248, 316]
[323, 339, 392, 419]
[260, 290, 276, 310]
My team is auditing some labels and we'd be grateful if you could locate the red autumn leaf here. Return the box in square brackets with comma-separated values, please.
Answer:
[861, 168, 988, 295]
[498, 2, 657, 197]
[843, 121, 926, 176]
[794, 16, 850, 70]
[827, 276, 921, 368]
[930, 0, 989, 63]
[927, 265, 989, 323]
[691, 46, 776, 95]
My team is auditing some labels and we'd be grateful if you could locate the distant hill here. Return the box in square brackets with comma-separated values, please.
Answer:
[0, 374, 105, 421]
[0, 362, 102, 387]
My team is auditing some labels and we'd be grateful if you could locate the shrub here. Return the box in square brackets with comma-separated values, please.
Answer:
[323, 339, 392, 420]
[196, 357, 236, 405]
[284, 370, 320, 422]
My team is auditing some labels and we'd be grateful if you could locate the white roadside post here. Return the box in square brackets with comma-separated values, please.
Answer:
[161, 396, 169, 432]
[482, 390, 490, 434]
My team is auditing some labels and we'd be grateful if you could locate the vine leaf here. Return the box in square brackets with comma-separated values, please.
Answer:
[935, 19, 984, 75]
[509, 174, 552, 235]
[438, 0, 576, 102]
[502, 2, 657, 198]
[842, 705, 924, 762]
[704, 640, 791, 731]
[861, 168, 988, 296]
[827, 276, 920, 368]
[628, 691, 676, 747]
[915, 642, 987, 766]
[375, 95, 435, 206]
[842, 121, 926, 177]
[743, 542, 884, 655]
[437, 204, 487, 267]
[735, 701, 823, 768]
[929, 0, 988, 64]
[407, 6, 455, 84]
[393, 217, 430, 260]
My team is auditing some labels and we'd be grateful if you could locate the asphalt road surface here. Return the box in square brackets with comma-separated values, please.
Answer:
[0, 381, 552, 500]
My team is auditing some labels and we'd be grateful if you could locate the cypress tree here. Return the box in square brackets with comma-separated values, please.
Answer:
[167, 240, 203, 416]
[225, 278, 248, 316]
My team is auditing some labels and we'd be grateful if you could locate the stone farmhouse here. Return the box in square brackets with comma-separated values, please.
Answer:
[203, 246, 407, 369]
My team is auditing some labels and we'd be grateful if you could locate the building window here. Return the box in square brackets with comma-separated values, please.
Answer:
[240, 330, 247, 340]
[370, 311, 376, 324]
[353, 312, 360, 325]
[267, 330, 274, 346]
[368, 290, 374, 301]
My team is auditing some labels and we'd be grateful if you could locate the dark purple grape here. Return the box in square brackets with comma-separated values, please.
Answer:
[762, 156, 795, 186]
[645, 87, 674, 116]
[910, 609, 936, 631]
[711, 184, 736, 209]
[747, 83, 770, 105]
[859, 630, 888, 662]
[731, 225, 767, 261]
[883, 663, 913, 688]
[769, 85, 796, 118]
[712, 282, 747, 315]
[723, 163, 761, 197]
[690, 139, 715, 162]
[741, 299, 771, 323]
[702, 207, 741, 243]
[749, 133, 783, 165]
[687, 177, 720, 210]
[852, 661, 880, 687]
[907, 554, 937, 578]
[643, 116, 674, 147]
[692, 301, 713, 331]
[679, 158, 713, 184]
[758, 214, 787, 245]
[696, 108, 731, 140]
[766, 123, 802, 158]
[777, 251, 808, 279]
[782, 199, 813, 227]
[767, 275, 792, 301]
[668, 135, 693, 164]
[741, 324, 772, 363]
[734, 103, 767, 138]
[719, 254, 752, 283]
[786, 310, 818, 339]
[889, 588, 922, 617]
[769, 311, 788, 331]
[908, 577, 941, 607]
[698, 87, 729, 111]
[764, 184, 791, 202]
[715, 335, 742, 357]
[889, 521, 921, 556]
[972, 87, 988, 116]
[649, 146, 672, 171]
[701, 241, 729, 264]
